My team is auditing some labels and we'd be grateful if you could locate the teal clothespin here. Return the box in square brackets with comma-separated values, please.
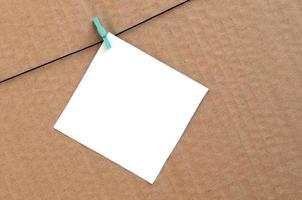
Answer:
[92, 16, 111, 49]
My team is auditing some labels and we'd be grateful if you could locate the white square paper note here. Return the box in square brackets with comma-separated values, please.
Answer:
[54, 33, 208, 183]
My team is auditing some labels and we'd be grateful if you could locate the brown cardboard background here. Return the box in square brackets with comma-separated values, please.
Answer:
[1, 0, 302, 199]
[0, 0, 185, 81]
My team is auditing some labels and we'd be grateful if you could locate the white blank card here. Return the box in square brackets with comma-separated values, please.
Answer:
[54, 33, 208, 183]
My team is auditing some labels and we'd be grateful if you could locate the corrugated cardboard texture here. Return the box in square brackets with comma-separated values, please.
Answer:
[0, 0, 185, 81]
[1, 0, 302, 199]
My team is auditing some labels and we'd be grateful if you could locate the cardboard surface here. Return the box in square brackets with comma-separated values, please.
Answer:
[1, 0, 302, 199]
[0, 0, 185, 81]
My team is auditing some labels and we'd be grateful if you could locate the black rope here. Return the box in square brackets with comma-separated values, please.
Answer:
[0, 0, 191, 84]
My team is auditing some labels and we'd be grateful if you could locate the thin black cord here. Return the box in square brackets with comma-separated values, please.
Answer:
[0, 0, 191, 84]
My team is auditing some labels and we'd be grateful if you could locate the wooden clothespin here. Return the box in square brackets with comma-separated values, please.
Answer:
[92, 16, 111, 49]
